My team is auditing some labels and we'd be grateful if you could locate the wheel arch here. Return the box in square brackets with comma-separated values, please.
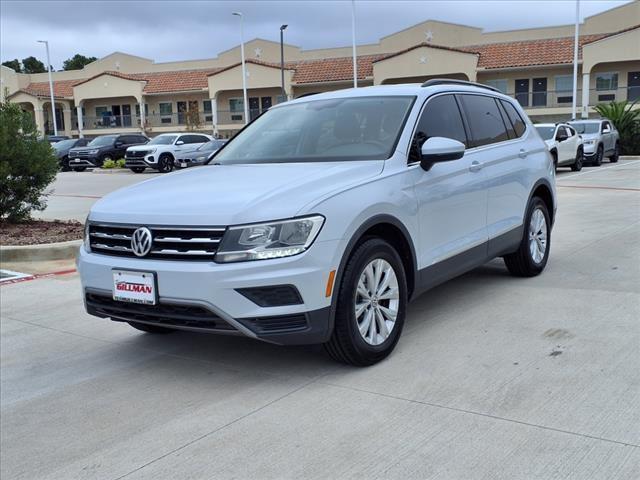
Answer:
[529, 179, 555, 227]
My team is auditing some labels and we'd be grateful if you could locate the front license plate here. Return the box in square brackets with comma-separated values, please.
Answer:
[180, 162, 187, 168]
[73, 158, 81, 163]
[113, 270, 156, 305]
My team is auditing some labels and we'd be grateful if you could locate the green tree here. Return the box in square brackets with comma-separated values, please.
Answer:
[2, 59, 21, 72]
[594, 100, 640, 155]
[21, 56, 46, 73]
[62, 54, 97, 71]
[0, 100, 59, 221]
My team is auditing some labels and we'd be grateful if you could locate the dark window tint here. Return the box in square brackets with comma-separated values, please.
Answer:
[459, 94, 509, 147]
[500, 100, 526, 137]
[409, 94, 467, 162]
[496, 100, 516, 139]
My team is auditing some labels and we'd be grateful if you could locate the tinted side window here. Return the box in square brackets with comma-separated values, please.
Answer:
[500, 100, 526, 138]
[188, 135, 208, 144]
[496, 100, 516, 139]
[459, 94, 509, 147]
[409, 94, 467, 163]
[177, 135, 189, 144]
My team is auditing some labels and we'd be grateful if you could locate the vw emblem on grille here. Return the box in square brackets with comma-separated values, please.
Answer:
[131, 227, 152, 257]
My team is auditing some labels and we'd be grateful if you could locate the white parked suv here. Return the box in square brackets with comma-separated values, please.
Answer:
[125, 133, 212, 173]
[79, 80, 557, 366]
[534, 123, 584, 171]
[568, 119, 620, 166]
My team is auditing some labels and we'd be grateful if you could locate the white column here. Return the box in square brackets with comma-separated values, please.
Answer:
[34, 107, 46, 136]
[581, 73, 590, 119]
[211, 97, 217, 136]
[139, 100, 146, 132]
[76, 105, 84, 138]
[62, 107, 72, 136]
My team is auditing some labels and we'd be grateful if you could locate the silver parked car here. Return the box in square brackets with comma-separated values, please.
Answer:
[568, 119, 620, 166]
[174, 139, 228, 169]
[78, 80, 556, 366]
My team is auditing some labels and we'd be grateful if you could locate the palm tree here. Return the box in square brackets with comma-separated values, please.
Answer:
[594, 100, 639, 155]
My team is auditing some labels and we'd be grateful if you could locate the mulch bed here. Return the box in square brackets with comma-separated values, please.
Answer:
[0, 220, 84, 246]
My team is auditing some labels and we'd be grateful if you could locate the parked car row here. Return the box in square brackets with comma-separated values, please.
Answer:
[534, 118, 620, 171]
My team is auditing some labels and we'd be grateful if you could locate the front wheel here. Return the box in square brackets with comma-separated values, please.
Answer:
[609, 143, 620, 163]
[324, 238, 407, 366]
[60, 156, 70, 172]
[571, 148, 583, 172]
[503, 197, 551, 277]
[158, 154, 174, 173]
[593, 145, 603, 166]
[128, 322, 175, 334]
[130, 167, 145, 173]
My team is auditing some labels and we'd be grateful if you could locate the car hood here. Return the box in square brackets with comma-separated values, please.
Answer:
[579, 133, 599, 141]
[127, 144, 154, 151]
[89, 161, 384, 225]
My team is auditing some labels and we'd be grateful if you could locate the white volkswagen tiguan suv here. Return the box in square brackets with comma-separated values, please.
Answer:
[79, 80, 556, 365]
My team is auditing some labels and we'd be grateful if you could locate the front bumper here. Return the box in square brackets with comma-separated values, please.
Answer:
[125, 154, 156, 169]
[69, 156, 99, 168]
[77, 240, 340, 345]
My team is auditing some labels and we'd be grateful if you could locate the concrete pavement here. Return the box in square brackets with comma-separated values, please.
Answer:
[2, 160, 639, 479]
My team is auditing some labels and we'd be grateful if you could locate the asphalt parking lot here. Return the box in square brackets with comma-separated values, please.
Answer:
[2, 160, 639, 479]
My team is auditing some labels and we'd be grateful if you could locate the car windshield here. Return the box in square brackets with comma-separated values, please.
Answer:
[88, 135, 117, 147]
[148, 135, 178, 145]
[570, 122, 600, 134]
[535, 126, 556, 140]
[212, 96, 415, 164]
[53, 139, 77, 150]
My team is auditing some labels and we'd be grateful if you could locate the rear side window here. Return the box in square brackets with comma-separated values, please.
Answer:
[496, 100, 516, 139]
[500, 100, 526, 138]
[459, 94, 509, 147]
[409, 94, 468, 162]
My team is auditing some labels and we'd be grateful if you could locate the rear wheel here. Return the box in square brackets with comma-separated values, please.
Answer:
[503, 197, 550, 277]
[593, 145, 603, 166]
[324, 238, 407, 366]
[609, 143, 620, 163]
[128, 322, 175, 334]
[571, 148, 583, 172]
[158, 153, 174, 173]
[130, 167, 145, 173]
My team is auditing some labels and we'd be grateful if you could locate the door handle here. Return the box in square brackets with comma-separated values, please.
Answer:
[518, 149, 528, 159]
[469, 161, 483, 172]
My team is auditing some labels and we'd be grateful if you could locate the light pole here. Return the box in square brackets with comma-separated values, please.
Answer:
[351, 0, 357, 88]
[571, 0, 580, 120]
[280, 24, 288, 102]
[37, 39, 58, 136]
[232, 12, 249, 125]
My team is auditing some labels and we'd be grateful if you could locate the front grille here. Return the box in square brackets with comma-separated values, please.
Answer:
[86, 292, 236, 331]
[124, 159, 147, 167]
[88, 223, 226, 261]
[236, 285, 303, 307]
[126, 150, 150, 158]
[71, 151, 90, 159]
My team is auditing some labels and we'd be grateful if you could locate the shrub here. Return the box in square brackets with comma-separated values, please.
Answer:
[116, 158, 126, 168]
[102, 159, 116, 169]
[0, 100, 59, 222]
[594, 100, 640, 155]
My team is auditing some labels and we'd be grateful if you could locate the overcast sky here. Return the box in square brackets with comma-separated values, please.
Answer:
[0, 0, 632, 69]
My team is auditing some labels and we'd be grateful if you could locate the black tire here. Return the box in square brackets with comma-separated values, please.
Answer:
[60, 156, 70, 172]
[324, 238, 407, 366]
[72, 167, 87, 172]
[158, 153, 174, 173]
[130, 167, 146, 173]
[593, 145, 603, 166]
[551, 150, 558, 170]
[571, 147, 583, 172]
[503, 197, 551, 277]
[609, 143, 619, 163]
[100, 154, 112, 167]
[128, 322, 175, 334]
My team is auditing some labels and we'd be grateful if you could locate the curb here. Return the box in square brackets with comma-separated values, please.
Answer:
[92, 169, 130, 174]
[0, 239, 82, 263]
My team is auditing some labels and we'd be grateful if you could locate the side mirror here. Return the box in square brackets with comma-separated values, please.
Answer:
[176, 140, 184, 145]
[420, 137, 465, 171]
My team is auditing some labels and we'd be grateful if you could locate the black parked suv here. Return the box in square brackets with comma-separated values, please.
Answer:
[68, 134, 148, 171]
[52, 138, 91, 171]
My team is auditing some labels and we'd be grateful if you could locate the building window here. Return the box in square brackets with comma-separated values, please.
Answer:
[159, 102, 173, 124]
[485, 79, 508, 94]
[596, 73, 618, 91]
[229, 98, 244, 121]
[95, 106, 108, 117]
[555, 75, 573, 104]
[203, 100, 213, 122]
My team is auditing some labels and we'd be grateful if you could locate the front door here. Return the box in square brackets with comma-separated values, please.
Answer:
[515, 79, 529, 107]
[122, 105, 132, 127]
[532, 78, 547, 107]
[409, 94, 488, 271]
[177, 101, 187, 124]
[628, 72, 640, 101]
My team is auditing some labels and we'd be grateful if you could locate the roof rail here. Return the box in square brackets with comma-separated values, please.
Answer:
[421, 78, 501, 93]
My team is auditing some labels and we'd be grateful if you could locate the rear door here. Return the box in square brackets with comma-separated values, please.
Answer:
[409, 93, 488, 271]
[556, 126, 573, 163]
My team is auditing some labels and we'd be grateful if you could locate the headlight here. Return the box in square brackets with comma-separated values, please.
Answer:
[83, 218, 91, 252]
[147, 148, 156, 154]
[583, 140, 595, 145]
[196, 155, 206, 161]
[215, 215, 324, 263]
[87, 149, 100, 154]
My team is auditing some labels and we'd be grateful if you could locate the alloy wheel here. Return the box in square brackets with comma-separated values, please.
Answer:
[528, 208, 547, 264]
[355, 258, 399, 346]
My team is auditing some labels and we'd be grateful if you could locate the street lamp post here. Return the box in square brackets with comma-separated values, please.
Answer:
[37, 40, 58, 136]
[280, 24, 288, 102]
[232, 12, 249, 125]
